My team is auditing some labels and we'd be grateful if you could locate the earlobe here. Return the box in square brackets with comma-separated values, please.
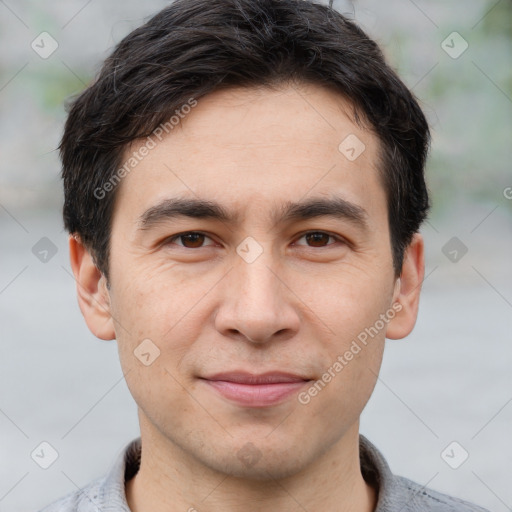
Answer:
[385, 233, 425, 340]
[69, 234, 116, 341]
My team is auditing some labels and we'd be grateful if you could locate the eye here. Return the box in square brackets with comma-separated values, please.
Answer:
[294, 231, 344, 248]
[164, 230, 344, 250]
[165, 231, 216, 249]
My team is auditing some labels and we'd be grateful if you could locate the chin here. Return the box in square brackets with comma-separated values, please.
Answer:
[203, 444, 311, 481]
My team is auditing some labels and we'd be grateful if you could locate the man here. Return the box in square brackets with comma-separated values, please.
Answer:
[39, 0, 489, 510]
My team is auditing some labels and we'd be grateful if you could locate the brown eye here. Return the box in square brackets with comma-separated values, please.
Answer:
[167, 232, 215, 248]
[305, 232, 331, 247]
[295, 231, 339, 248]
[180, 233, 205, 248]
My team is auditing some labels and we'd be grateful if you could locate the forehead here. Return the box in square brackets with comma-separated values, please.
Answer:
[113, 83, 385, 225]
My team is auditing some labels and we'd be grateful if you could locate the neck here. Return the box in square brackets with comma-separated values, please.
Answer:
[126, 416, 377, 512]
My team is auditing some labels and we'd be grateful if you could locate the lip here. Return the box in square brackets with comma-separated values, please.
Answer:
[199, 371, 312, 407]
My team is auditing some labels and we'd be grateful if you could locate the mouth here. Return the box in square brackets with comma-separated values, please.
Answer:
[199, 371, 313, 408]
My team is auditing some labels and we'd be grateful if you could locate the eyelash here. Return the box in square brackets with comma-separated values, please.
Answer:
[164, 231, 345, 249]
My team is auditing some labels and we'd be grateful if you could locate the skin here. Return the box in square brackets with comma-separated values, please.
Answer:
[70, 82, 424, 512]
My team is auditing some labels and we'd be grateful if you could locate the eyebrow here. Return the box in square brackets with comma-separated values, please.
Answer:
[137, 196, 369, 231]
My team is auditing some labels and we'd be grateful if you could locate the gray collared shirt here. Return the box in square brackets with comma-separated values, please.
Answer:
[37, 435, 489, 511]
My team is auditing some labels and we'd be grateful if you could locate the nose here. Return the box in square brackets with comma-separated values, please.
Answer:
[214, 250, 300, 345]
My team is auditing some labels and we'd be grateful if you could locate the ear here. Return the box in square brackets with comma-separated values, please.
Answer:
[385, 232, 425, 340]
[69, 235, 115, 340]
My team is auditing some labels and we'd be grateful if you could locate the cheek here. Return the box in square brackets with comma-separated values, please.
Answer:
[294, 262, 395, 339]
[293, 330, 385, 458]
[110, 261, 210, 337]
[109, 266, 219, 395]
[109, 273, 200, 426]
[292, 265, 392, 408]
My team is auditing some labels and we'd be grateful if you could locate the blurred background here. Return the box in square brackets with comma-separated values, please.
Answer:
[0, 0, 511, 510]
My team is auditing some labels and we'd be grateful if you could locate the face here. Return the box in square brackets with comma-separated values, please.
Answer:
[73, 82, 422, 479]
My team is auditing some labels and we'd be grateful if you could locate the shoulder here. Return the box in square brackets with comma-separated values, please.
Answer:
[36, 476, 105, 512]
[35, 437, 140, 512]
[359, 435, 490, 512]
[385, 474, 491, 512]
